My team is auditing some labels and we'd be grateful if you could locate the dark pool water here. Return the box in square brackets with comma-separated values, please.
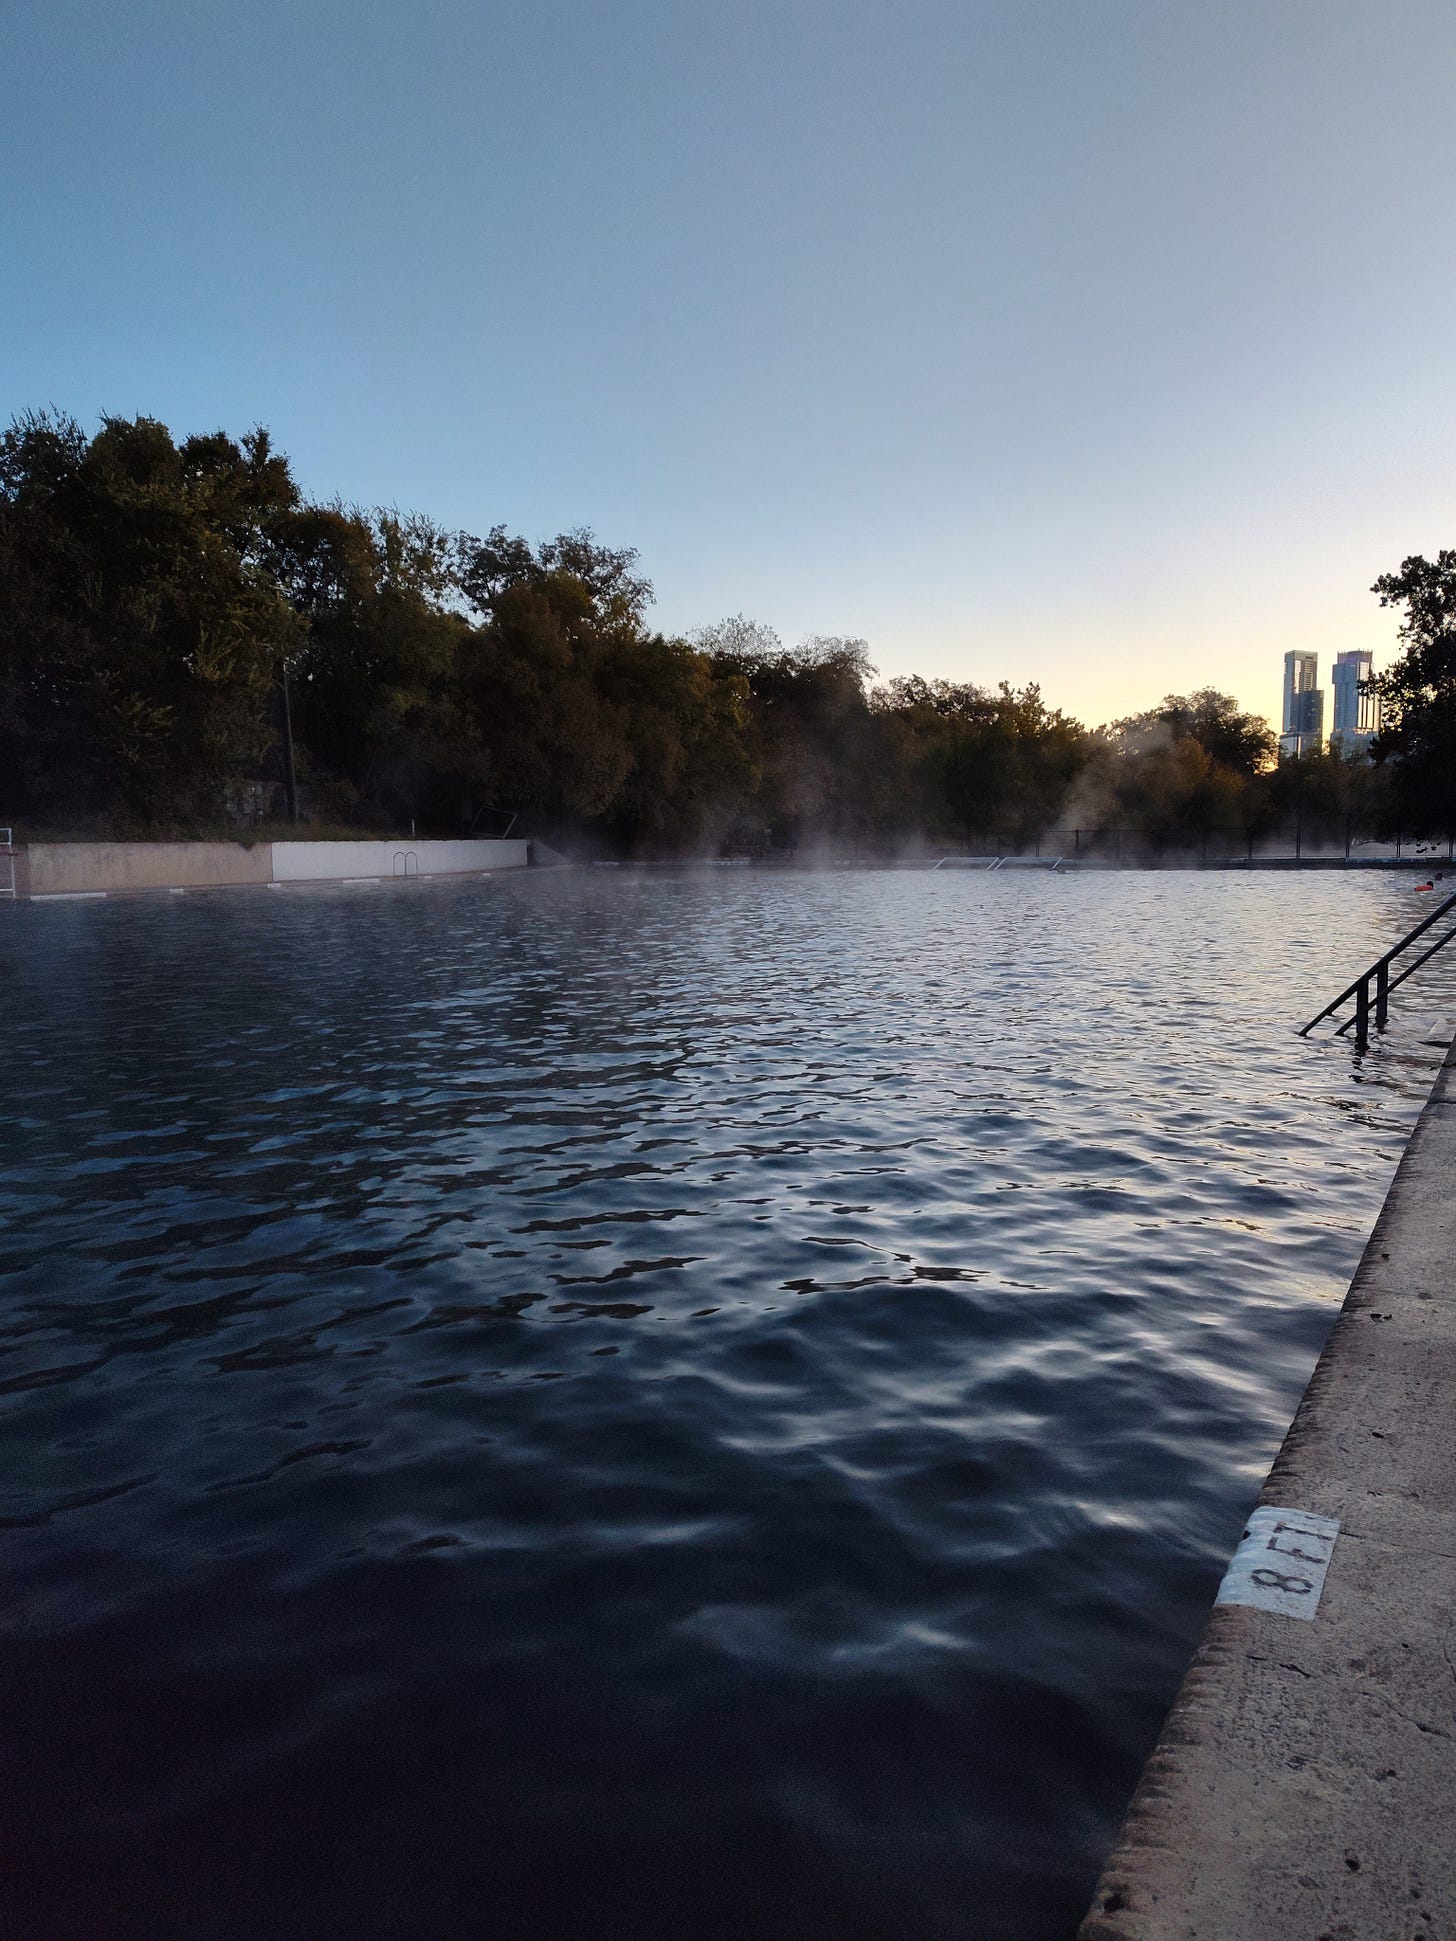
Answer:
[2, 868, 1449, 1940]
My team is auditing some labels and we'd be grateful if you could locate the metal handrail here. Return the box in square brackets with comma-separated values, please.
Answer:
[933, 855, 1067, 872]
[468, 805, 518, 839]
[1299, 889, 1456, 1048]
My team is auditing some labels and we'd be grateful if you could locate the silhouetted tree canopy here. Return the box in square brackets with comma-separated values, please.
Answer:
[12, 409, 1412, 857]
[1105, 689, 1276, 776]
[0, 409, 304, 823]
[1369, 553, 1456, 836]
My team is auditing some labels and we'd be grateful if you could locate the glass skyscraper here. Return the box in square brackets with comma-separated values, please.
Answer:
[1280, 651, 1324, 757]
[1331, 649, 1379, 755]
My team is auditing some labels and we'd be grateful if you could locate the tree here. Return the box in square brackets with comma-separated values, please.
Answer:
[870, 677, 1090, 844]
[1107, 735, 1248, 845]
[0, 410, 303, 826]
[283, 505, 488, 827]
[0, 403, 1319, 859]
[1369, 552, 1456, 836]
[696, 632, 879, 848]
[1258, 745, 1390, 841]
[689, 613, 783, 675]
[594, 633, 757, 849]
[1106, 688, 1275, 776]
[451, 536, 756, 845]
[455, 525, 652, 631]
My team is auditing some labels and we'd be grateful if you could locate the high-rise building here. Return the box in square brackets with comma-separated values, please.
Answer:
[1280, 650, 1324, 757]
[1331, 649, 1380, 755]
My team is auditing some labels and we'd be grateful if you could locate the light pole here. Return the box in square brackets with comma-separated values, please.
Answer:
[280, 660, 298, 823]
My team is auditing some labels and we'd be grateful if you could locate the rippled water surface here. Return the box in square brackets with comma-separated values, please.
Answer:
[3, 869, 1451, 1940]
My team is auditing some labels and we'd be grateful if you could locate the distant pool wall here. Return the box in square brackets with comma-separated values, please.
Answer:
[17, 842, 274, 897]
[268, 839, 529, 881]
[14, 838, 529, 897]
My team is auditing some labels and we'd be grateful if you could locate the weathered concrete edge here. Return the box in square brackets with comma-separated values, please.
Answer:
[1077, 1038, 1456, 1940]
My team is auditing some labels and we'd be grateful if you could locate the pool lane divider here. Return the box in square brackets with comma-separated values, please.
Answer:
[1080, 1037, 1456, 1940]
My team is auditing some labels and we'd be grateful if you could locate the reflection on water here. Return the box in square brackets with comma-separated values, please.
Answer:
[1, 870, 1448, 1939]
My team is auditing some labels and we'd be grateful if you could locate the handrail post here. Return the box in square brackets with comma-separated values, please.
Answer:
[1300, 889, 1456, 1038]
[1355, 977, 1370, 1050]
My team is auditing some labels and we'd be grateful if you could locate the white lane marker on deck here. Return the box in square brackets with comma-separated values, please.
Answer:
[1215, 1507, 1340, 1620]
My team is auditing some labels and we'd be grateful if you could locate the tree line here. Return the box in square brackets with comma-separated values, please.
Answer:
[2, 410, 1452, 852]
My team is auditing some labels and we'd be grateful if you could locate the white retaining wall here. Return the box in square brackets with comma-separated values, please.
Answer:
[15, 838, 531, 896]
[269, 839, 529, 880]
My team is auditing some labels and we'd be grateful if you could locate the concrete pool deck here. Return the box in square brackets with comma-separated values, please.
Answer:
[1081, 1040, 1456, 1939]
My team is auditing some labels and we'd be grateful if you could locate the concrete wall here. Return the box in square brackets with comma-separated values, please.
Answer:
[22, 842, 273, 895]
[269, 839, 528, 880]
[14, 838, 530, 895]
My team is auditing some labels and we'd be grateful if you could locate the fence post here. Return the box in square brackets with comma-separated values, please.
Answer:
[1376, 960, 1390, 1032]
[1355, 977, 1370, 1051]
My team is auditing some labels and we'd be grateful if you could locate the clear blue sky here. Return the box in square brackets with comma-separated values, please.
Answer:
[5, 0, 1455, 726]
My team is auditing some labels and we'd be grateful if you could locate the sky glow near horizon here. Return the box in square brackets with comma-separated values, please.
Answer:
[4, 0, 1455, 730]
